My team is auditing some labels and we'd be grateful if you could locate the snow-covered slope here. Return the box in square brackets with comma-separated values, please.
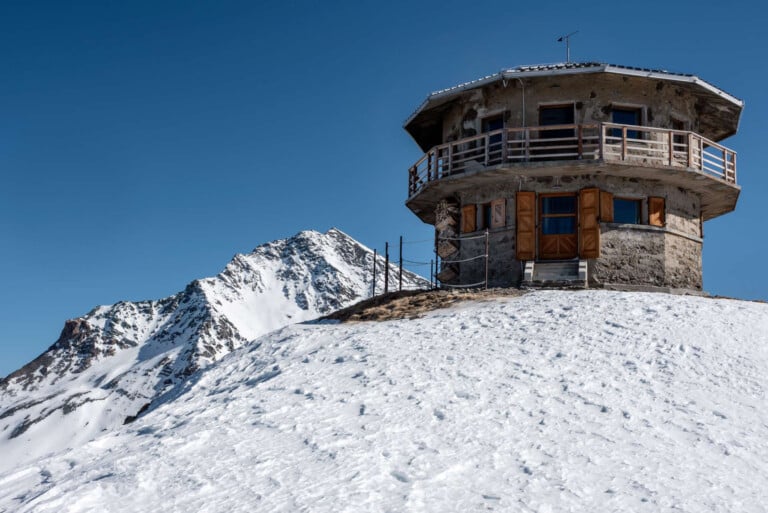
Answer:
[0, 228, 427, 473]
[1, 290, 766, 512]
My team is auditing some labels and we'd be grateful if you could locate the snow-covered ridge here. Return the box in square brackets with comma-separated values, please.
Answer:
[0, 228, 428, 473]
[1, 290, 767, 512]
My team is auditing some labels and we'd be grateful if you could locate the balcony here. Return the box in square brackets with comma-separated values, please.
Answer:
[407, 123, 738, 198]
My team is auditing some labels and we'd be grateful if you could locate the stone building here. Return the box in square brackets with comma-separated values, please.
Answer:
[404, 62, 742, 292]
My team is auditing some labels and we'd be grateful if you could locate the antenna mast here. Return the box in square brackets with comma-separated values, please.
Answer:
[557, 31, 578, 63]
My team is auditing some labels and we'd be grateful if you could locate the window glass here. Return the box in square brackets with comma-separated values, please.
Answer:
[541, 196, 576, 215]
[540, 106, 574, 125]
[612, 109, 640, 126]
[542, 217, 576, 235]
[611, 108, 642, 139]
[539, 105, 575, 139]
[614, 198, 641, 224]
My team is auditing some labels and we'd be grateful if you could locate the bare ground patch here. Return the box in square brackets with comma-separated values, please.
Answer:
[323, 288, 527, 323]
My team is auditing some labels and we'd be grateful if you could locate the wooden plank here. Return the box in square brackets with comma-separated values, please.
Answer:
[461, 204, 476, 233]
[491, 198, 506, 228]
[600, 190, 614, 222]
[579, 188, 600, 259]
[516, 192, 536, 260]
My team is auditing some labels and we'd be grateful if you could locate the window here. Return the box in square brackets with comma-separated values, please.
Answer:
[482, 115, 504, 135]
[539, 104, 575, 139]
[613, 198, 641, 224]
[478, 203, 492, 230]
[611, 107, 642, 139]
[672, 118, 686, 146]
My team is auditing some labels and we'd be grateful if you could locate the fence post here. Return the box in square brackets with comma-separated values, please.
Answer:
[434, 231, 439, 289]
[430, 259, 434, 289]
[399, 236, 403, 292]
[384, 242, 389, 294]
[484, 229, 490, 290]
[372, 249, 377, 297]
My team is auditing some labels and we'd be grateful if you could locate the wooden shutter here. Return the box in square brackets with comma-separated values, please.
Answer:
[600, 191, 614, 222]
[579, 188, 600, 259]
[490, 199, 506, 229]
[461, 204, 477, 233]
[649, 197, 665, 227]
[516, 192, 536, 260]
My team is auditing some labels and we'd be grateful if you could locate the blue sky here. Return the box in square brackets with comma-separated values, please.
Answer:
[1, 0, 766, 377]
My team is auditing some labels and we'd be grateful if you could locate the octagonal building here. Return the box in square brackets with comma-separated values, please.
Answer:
[404, 62, 742, 292]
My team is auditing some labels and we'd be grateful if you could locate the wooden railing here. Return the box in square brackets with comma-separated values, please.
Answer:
[408, 123, 737, 197]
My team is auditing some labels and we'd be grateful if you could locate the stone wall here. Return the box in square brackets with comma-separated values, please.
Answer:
[664, 233, 702, 290]
[441, 73, 704, 143]
[591, 226, 666, 287]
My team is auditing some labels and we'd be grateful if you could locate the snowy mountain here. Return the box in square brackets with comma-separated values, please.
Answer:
[0, 228, 427, 473]
[1, 290, 767, 512]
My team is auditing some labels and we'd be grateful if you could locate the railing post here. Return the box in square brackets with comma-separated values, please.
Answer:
[484, 134, 489, 167]
[668, 130, 674, 166]
[524, 128, 530, 161]
[447, 144, 453, 175]
[699, 137, 704, 171]
[577, 124, 583, 159]
[687, 133, 693, 168]
[722, 148, 728, 179]
[501, 128, 508, 163]
[598, 123, 604, 160]
[621, 126, 627, 160]
[731, 153, 737, 183]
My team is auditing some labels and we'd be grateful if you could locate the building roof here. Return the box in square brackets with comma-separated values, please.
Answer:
[404, 62, 744, 128]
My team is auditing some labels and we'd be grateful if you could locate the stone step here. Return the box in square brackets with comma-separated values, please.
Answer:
[523, 260, 588, 289]
[533, 261, 579, 281]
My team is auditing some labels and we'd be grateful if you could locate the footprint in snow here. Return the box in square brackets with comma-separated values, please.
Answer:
[391, 470, 410, 483]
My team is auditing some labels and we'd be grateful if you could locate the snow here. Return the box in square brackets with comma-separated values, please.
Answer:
[1, 290, 767, 512]
[0, 228, 427, 475]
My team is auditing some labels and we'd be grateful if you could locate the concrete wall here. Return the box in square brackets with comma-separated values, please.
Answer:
[441, 73, 702, 143]
[444, 175, 703, 290]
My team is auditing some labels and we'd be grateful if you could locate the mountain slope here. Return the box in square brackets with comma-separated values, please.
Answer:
[0, 228, 427, 473]
[1, 290, 766, 512]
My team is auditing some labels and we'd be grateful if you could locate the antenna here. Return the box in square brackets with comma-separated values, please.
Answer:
[557, 31, 578, 63]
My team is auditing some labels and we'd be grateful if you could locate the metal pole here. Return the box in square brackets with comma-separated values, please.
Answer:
[484, 229, 490, 290]
[372, 249, 377, 297]
[399, 236, 403, 292]
[434, 231, 439, 289]
[384, 242, 389, 294]
[430, 259, 434, 289]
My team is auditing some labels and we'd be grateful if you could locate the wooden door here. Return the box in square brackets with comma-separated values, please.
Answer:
[539, 193, 578, 260]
